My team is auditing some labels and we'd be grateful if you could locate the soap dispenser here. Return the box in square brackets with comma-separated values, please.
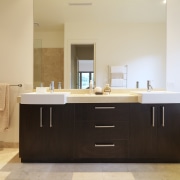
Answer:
[89, 80, 93, 94]
[104, 84, 111, 95]
[58, 82, 61, 90]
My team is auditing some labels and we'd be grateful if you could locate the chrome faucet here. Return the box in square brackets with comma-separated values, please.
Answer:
[136, 81, 139, 89]
[147, 80, 153, 92]
[50, 81, 54, 93]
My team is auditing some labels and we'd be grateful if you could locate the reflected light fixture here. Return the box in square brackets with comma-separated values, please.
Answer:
[163, 0, 166, 4]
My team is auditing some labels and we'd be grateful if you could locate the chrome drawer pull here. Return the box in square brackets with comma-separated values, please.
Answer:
[95, 107, 115, 110]
[95, 125, 115, 128]
[162, 106, 165, 127]
[152, 106, 155, 127]
[50, 107, 53, 127]
[95, 144, 115, 147]
[40, 107, 43, 128]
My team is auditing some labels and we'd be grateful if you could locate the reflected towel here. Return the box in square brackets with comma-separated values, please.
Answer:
[111, 79, 124, 87]
[0, 83, 9, 131]
[111, 73, 124, 79]
[110, 66, 126, 73]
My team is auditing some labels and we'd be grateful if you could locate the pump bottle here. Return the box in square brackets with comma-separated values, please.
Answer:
[89, 80, 93, 94]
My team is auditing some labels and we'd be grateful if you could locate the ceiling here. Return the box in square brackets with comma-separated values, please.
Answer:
[34, 0, 166, 31]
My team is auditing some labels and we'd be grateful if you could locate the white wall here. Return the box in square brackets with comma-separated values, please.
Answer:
[0, 0, 33, 143]
[34, 31, 64, 48]
[64, 22, 166, 89]
[0, 0, 179, 144]
[166, 0, 180, 91]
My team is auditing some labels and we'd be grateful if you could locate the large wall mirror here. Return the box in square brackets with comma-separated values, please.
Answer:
[34, 0, 166, 89]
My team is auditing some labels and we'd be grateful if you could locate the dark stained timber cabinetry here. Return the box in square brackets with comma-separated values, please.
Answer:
[19, 102, 180, 163]
[129, 103, 180, 162]
[74, 103, 130, 162]
[19, 104, 74, 162]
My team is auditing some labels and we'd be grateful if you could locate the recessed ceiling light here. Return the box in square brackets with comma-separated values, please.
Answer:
[68, 2, 92, 6]
[163, 0, 166, 4]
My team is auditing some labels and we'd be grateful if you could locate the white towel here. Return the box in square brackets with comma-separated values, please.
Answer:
[0, 83, 6, 111]
[111, 79, 124, 87]
[111, 73, 124, 79]
[0, 83, 9, 131]
[110, 66, 126, 73]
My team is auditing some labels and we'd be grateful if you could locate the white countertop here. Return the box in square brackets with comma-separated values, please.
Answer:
[67, 93, 138, 103]
[18, 89, 170, 104]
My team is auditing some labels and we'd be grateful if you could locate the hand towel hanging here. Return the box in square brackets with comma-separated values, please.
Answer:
[0, 83, 10, 131]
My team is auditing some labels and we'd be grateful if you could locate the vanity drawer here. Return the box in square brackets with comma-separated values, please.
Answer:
[74, 139, 128, 159]
[75, 103, 130, 122]
[75, 121, 129, 140]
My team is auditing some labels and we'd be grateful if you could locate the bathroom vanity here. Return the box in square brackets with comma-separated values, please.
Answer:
[19, 91, 180, 163]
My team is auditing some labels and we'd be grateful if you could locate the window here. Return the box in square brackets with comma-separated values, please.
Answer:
[78, 60, 94, 89]
[78, 72, 94, 89]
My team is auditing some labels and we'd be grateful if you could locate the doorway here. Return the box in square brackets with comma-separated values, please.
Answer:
[71, 44, 95, 89]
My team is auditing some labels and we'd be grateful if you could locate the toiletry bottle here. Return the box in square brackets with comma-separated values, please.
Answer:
[89, 80, 93, 94]
[104, 84, 111, 95]
[58, 82, 61, 90]
[50, 81, 54, 93]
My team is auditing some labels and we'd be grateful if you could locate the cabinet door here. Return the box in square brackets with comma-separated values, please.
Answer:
[20, 104, 74, 162]
[157, 104, 180, 161]
[51, 104, 74, 161]
[129, 103, 157, 159]
[20, 104, 45, 161]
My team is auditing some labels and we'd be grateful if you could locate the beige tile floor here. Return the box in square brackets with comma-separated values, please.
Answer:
[0, 148, 180, 180]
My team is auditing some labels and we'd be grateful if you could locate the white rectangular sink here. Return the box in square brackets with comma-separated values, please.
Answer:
[132, 91, 180, 104]
[21, 92, 70, 104]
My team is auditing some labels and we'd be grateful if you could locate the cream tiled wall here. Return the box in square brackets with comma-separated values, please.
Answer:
[0, 0, 33, 143]
[166, 0, 180, 91]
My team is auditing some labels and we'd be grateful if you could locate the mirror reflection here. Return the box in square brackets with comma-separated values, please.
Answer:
[33, 0, 166, 89]
[71, 45, 94, 89]
[34, 39, 64, 89]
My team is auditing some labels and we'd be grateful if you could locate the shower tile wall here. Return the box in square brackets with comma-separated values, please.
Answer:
[34, 48, 64, 89]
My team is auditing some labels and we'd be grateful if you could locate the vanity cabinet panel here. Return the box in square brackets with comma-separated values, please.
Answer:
[74, 103, 130, 161]
[157, 104, 180, 160]
[129, 104, 157, 159]
[75, 121, 129, 140]
[75, 103, 130, 122]
[129, 103, 180, 162]
[19, 104, 74, 162]
[74, 139, 128, 160]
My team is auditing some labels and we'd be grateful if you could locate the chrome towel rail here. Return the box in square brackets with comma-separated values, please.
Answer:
[10, 84, 22, 87]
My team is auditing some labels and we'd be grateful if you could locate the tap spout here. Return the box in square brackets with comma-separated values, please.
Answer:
[147, 80, 153, 92]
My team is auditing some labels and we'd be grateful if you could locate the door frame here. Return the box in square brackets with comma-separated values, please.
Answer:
[64, 39, 97, 89]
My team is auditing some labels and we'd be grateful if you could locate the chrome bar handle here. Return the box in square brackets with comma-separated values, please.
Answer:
[40, 107, 43, 128]
[152, 106, 155, 127]
[162, 106, 165, 127]
[50, 107, 52, 127]
[95, 125, 115, 128]
[95, 144, 115, 147]
[95, 107, 115, 110]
